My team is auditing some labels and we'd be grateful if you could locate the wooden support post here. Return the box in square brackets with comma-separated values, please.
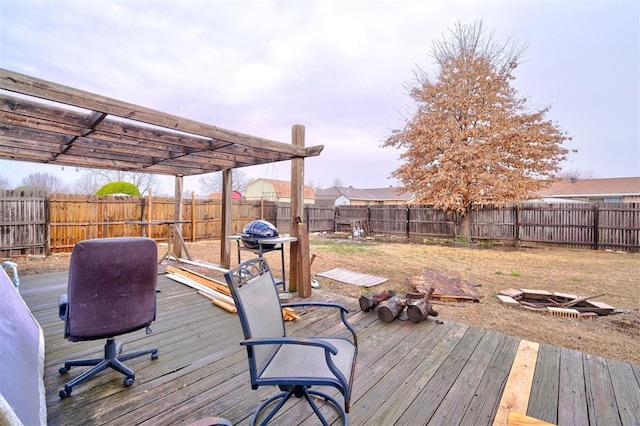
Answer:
[191, 191, 196, 242]
[289, 124, 309, 295]
[297, 220, 311, 297]
[173, 175, 183, 258]
[220, 169, 232, 269]
[146, 190, 152, 238]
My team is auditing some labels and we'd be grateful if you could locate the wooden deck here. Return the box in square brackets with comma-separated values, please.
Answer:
[19, 271, 640, 426]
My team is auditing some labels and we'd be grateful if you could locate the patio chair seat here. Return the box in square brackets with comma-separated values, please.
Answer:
[261, 338, 356, 383]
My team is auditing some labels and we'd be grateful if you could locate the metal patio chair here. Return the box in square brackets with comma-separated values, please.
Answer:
[224, 257, 358, 426]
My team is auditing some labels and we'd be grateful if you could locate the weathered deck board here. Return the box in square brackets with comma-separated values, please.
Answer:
[529, 343, 561, 423]
[15, 271, 640, 426]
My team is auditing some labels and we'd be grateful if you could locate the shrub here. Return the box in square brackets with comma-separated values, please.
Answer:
[95, 181, 140, 196]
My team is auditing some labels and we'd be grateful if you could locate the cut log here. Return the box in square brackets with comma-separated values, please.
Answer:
[406, 300, 439, 322]
[377, 296, 406, 323]
[406, 288, 438, 323]
[359, 289, 395, 312]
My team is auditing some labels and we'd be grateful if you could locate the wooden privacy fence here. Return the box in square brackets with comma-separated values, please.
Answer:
[0, 192, 336, 256]
[1, 191, 639, 255]
[0, 190, 48, 256]
[336, 203, 640, 252]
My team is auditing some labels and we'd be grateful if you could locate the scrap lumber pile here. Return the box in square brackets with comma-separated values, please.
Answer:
[359, 289, 439, 323]
[497, 288, 615, 319]
[165, 266, 299, 321]
[165, 265, 236, 313]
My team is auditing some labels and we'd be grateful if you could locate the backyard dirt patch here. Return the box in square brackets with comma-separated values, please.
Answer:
[7, 234, 639, 365]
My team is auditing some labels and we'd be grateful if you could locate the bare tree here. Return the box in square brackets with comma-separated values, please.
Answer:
[557, 168, 595, 181]
[0, 175, 10, 190]
[78, 169, 161, 196]
[198, 169, 249, 195]
[72, 172, 103, 195]
[383, 20, 571, 237]
[331, 178, 344, 188]
[18, 172, 68, 193]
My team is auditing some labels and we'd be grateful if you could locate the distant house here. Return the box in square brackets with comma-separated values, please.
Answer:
[315, 186, 413, 207]
[536, 177, 640, 203]
[208, 190, 243, 200]
[245, 179, 315, 204]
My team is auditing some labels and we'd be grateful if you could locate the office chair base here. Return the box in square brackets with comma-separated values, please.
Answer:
[251, 385, 347, 426]
[59, 337, 158, 398]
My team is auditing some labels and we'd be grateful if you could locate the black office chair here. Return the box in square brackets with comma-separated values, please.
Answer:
[224, 258, 358, 425]
[57, 237, 159, 398]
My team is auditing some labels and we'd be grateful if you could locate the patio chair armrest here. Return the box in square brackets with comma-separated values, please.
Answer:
[241, 337, 339, 355]
[282, 301, 348, 313]
[281, 302, 358, 347]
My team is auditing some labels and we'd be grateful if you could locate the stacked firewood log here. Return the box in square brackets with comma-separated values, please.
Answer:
[359, 288, 439, 323]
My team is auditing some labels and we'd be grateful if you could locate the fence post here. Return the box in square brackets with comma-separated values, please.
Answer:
[406, 205, 410, 240]
[514, 204, 520, 246]
[593, 204, 599, 251]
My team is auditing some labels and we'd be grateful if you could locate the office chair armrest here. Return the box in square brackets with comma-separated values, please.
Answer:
[281, 302, 357, 347]
[58, 294, 68, 321]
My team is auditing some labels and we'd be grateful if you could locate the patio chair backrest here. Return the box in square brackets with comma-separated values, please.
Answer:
[225, 258, 285, 372]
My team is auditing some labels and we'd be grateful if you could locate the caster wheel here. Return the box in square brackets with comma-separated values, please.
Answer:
[59, 366, 69, 375]
[123, 377, 134, 387]
[151, 351, 159, 361]
[59, 387, 71, 399]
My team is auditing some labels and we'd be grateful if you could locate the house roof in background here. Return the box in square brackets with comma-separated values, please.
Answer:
[0, 69, 323, 177]
[537, 177, 640, 197]
[316, 186, 413, 201]
[250, 178, 316, 199]
[208, 190, 243, 200]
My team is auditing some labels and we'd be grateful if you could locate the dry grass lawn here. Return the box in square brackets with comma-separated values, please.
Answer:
[10, 234, 639, 365]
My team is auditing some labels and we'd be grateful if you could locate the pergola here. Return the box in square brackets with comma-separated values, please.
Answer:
[0, 68, 323, 295]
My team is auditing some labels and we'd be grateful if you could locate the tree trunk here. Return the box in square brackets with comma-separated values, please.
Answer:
[359, 290, 395, 312]
[457, 213, 471, 240]
[377, 296, 406, 323]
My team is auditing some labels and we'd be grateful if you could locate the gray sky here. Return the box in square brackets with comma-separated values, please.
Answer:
[1, 0, 638, 195]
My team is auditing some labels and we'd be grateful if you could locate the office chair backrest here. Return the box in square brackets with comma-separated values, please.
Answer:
[226, 258, 285, 372]
[66, 237, 157, 341]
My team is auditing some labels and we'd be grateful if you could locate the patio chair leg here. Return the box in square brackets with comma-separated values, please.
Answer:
[250, 386, 348, 426]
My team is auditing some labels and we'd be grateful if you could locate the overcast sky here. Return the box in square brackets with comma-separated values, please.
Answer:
[1, 0, 638, 195]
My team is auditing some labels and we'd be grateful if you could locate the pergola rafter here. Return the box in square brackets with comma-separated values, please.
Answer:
[0, 68, 320, 294]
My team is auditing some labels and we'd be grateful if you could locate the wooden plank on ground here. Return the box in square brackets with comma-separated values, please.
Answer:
[317, 267, 387, 287]
[527, 344, 560, 424]
[557, 347, 589, 426]
[493, 340, 540, 426]
[165, 265, 231, 295]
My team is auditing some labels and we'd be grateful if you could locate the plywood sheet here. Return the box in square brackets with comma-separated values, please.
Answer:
[407, 269, 480, 302]
[317, 267, 388, 287]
